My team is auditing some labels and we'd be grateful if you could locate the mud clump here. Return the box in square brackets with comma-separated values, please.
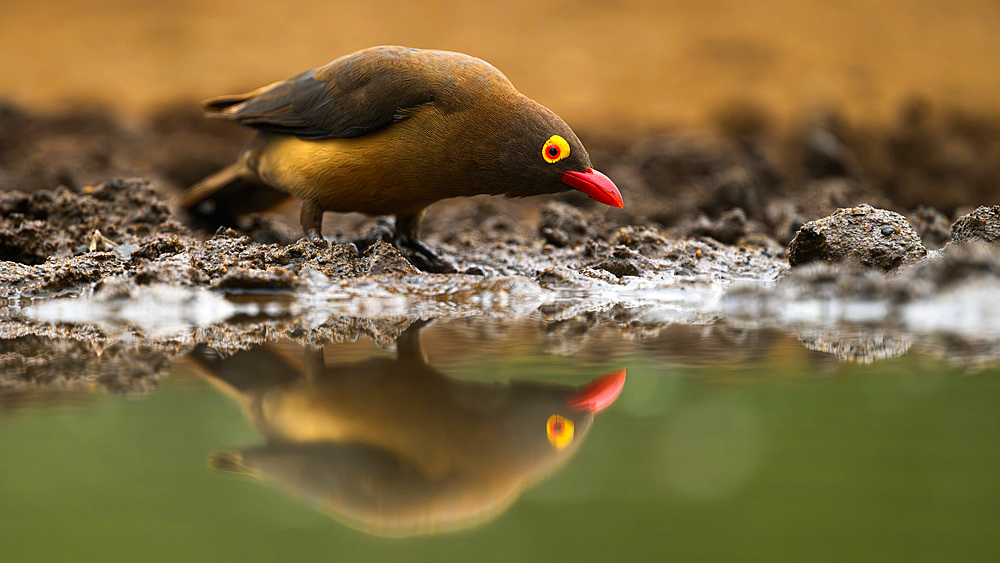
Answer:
[591, 246, 654, 278]
[611, 226, 671, 256]
[0, 178, 186, 264]
[788, 204, 927, 271]
[0, 217, 60, 265]
[950, 205, 1000, 246]
[131, 234, 186, 261]
[0, 177, 787, 298]
[908, 205, 953, 250]
[684, 207, 748, 245]
[358, 240, 421, 276]
[539, 201, 602, 248]
[214, 267, 299, 291]
[912, 241, 1000, 289]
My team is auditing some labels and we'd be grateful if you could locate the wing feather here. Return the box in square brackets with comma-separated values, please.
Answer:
[203, 47, 450, 139]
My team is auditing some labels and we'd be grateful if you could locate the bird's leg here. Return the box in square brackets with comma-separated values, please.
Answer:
[299, 199, 325, 242]
[395, 319, 432, 364]
[393, 212, 456, 273]
[302, 344, 326, 383]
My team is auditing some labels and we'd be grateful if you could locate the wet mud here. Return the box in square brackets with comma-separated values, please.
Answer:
[2, 100, 1000, 394]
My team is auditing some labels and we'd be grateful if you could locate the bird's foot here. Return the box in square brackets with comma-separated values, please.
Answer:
[350, 220, 455, 273]
[394, 237, 457, 274]
[356, 219, 396, 249]
[303, 229, 327, 245]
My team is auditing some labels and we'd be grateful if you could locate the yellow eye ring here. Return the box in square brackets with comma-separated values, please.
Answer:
[542, 135, 571, 164]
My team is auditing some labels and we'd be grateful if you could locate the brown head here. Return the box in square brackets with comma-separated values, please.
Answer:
[466, 94, 623, 208]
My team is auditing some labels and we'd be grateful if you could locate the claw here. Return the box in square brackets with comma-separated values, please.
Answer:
[394, 238, 457, 273]
[350, 221, 457, 273]
[304, 229, 327, 245]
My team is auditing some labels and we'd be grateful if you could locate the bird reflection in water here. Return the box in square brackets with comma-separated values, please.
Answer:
[191, 322, 625, 536]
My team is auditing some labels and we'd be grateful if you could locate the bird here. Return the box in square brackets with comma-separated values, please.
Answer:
[182, 45, 623, 272]
[190, 321, 626, 536]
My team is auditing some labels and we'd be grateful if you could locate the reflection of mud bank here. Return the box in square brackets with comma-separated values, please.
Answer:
[726, 240, 1000, 367]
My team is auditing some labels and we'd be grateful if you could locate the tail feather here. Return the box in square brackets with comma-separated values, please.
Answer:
[208, 451, 257, 477]
[203, 94, 252, 115]
[181, 162, 245, 209]
[202, 80, 284, 116]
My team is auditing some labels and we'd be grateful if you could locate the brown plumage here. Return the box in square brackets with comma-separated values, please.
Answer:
[183, 46, 623, 271]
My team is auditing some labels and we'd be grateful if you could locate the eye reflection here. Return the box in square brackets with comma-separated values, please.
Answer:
[191, 320, 625, 537]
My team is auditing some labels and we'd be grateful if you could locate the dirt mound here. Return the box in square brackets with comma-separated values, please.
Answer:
[951, 205, 1000, 246]
[788, 204, 927, 271]
[0, 178, 186, 265]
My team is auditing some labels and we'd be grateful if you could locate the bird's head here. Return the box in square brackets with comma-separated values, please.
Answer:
[483, 98, 624, 208]
[541, 368, 627, 450]
[498, 367, 627, 464]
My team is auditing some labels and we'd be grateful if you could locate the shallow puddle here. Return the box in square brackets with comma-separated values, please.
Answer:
[2, 317, 999, 562]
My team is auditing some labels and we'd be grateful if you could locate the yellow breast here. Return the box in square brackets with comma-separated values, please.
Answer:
[246, 105, 456, 216]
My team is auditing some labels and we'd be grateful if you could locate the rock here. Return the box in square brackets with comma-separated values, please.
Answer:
[788, 204, 927, 271]
[951, 205, 1000, 246]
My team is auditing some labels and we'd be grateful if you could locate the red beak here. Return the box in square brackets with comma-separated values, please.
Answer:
[567, 369, 626, 412]
[561, 168, 624, 208]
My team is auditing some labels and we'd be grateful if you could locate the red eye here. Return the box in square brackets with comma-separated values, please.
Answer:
[547, 145, 560, 159]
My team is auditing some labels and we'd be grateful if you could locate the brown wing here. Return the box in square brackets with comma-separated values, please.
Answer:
[202, 46, 480, 139]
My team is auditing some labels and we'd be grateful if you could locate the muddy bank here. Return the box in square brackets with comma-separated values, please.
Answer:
[3, 99, 1000, 245]
[5, 97, 997, 295]
[3, 100, 1000, 395]
[0, 175, 784, 299]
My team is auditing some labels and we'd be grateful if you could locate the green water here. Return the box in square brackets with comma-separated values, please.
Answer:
[2, 320, 999, 562]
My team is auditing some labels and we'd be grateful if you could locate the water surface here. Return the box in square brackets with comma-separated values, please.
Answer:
[2, 319, 999, 562]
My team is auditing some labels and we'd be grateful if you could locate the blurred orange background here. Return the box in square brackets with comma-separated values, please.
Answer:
[2, 0, 999, 131]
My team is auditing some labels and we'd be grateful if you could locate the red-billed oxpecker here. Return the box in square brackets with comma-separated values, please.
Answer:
[183, 46, 623, 271]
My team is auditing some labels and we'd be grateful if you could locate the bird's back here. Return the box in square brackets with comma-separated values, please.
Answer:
[203, 46, 517, 140]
